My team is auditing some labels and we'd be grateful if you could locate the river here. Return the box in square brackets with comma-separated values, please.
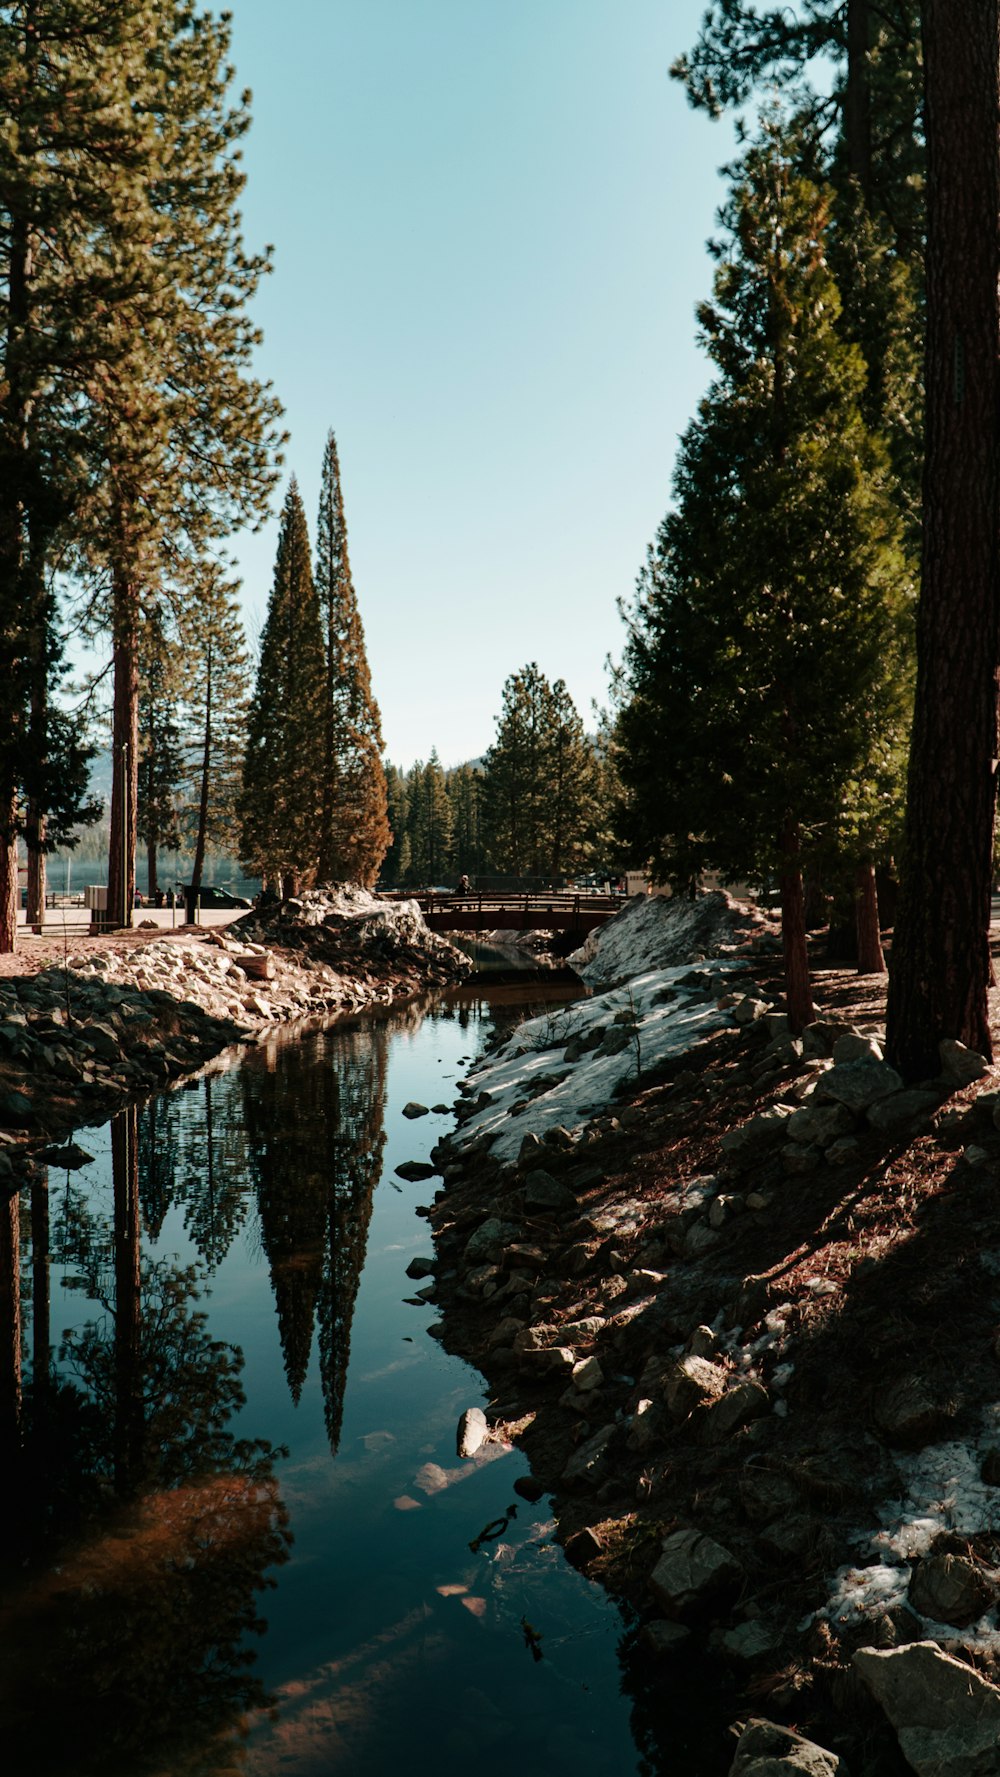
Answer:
[1, 984, 732, 1777]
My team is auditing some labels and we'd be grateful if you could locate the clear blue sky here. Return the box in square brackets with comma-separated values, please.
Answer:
[228, 0, 736, 767]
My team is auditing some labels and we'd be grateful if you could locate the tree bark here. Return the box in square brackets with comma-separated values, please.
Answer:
[0, 1187, 21, 1455]
[147, 839, 157, 901]
[25, 810, 45, 929]
[0, 805, 18, 955]
[855, 858, 887, 974]
[779, 818, 815, 1033]
[189, 640, 211, 903]
[845, 0, 873, 200]
[886, 0, 1000, 1080]
[108, 552, 139, 930]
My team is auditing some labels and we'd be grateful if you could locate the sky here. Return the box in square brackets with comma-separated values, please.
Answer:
[227, 0, 739, 767]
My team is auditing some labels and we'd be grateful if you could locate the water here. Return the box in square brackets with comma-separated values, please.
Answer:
[0, 989, 662, 1777]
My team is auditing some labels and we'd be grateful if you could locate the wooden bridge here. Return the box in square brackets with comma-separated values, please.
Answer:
[389, 890, 622, 934]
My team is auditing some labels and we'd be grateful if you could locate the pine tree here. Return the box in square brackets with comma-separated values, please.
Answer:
[480, 664, 598, 880]
[885, 1, 1000, 1077]
[239, 481, 325, 896]
[179, 559, 250, 905]
[407, 752, 453, 887]
[447, 764, 482, 881]
[0, 0, 152, 947]
[136, 606, 183, 900]
[314, 432, 389, 887]
[380, 763, 409, 887]
[616, 125, 913, 1029]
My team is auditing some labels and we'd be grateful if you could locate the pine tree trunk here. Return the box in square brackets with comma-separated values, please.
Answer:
[855, 858, 887, 974]
[108, 555, 139, 930]
[886, 0, 1000, 1080]
[25, 809, 45, 928]
[0, 807, 18, 955]
[779, 818, 815, 1033]
[147, 840, 158, 900]
[845, 0, 873, 200]
[190, 646, 212, 903]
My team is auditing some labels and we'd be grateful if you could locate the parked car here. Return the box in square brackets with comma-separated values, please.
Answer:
[179, 884, 252, 910]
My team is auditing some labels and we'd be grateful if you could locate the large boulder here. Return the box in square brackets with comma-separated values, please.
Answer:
[648, 1528, 741, 1617]
[853, 1641, 1000, 1776]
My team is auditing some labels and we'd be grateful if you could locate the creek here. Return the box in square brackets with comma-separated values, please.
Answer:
[0, 984, 725, 1777]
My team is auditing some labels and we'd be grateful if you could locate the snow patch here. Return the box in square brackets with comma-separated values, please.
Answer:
[568, 889, 773, 989]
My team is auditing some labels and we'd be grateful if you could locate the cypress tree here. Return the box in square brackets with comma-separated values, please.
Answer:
[616, 125, 913, 1029]
[314, 432, 389, 888]
[240, 480, 325, 896]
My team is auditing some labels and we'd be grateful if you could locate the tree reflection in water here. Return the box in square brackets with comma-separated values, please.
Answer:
[0, 1105, 290, 1777]
[243, 1018, 388, 1450]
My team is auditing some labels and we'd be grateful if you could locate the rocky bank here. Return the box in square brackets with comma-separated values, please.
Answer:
[415, 893, 1000, 1777]
[0, 885, 470, 1159]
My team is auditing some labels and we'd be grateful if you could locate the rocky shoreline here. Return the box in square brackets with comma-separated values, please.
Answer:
[415, 904, 1000, 1776]
[0, 885, 470, 1170]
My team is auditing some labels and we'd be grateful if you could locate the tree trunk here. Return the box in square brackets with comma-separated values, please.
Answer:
[886, 0, 1000, 1080]
[844, 0, 873, 201]
[0, 805, 18, 955]
[147, 838, 157, 901]
[855, 858, 887, 974]
[108, 555, 139, 930]
[112, 1107, 142, 1496]
[190, 643, 211, 903]
[25, 809, 45, 928]
[779, 818, 815, 1033]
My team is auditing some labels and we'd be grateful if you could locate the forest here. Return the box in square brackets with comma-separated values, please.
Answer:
[2, 0, 998, 1079]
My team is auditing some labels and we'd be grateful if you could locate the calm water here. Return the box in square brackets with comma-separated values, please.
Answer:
[0, 989, 699, 1777]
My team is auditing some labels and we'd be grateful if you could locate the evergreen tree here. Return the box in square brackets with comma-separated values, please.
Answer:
[447, 764, 482, 881]
[314, 432, 389, 887]
[480, 664, 598, 880]
[380, 763, 409, 887]
[179, 559, 250, 905]
[615, 126, 913, 1029]
[136, 606, 183, 899]
[239, 481, 325, 896]
[407, 752, 453, 886]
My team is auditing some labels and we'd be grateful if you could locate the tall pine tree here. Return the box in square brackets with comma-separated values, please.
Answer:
[615, 125, 913, 1029]
[314, 432, 389, 888]
[240, 480, 325, 896]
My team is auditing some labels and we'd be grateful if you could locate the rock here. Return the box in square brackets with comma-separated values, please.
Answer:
[939, 1039, 992, 1087]
[832, 1030, 884, 1064]
[404, 1255, 435, 1280]
[402, 1101, 429, 1119]
[782, 1143, 821, 1175]
[562, 1422, 617, 1484]
[867, 1089, 941, 1133]
[733, 997, 770, 1026]
[571, 1355, 604, 1393]
[640, 1619, 691, 1655]
[521, 1345, 576, 1377]
[874, 1376, 958, 1448]
[663, 1355, 728, 1420]
[517, 1132, 545, 1167]
[522, 1168, 576, 1212]
[564, 1526, 604, 1567]
[463, 1218, 520, 1264]
[720, 1106, 793, 1159]
[825, 1136, 861, 1166]
[0, 1090, 35, 1126]
[456, 1407, 489, 1458]
[683, 1221, 720, 1257]
[687, 1324, 718, 1358]
[907, 1552, 996, 1627]
[853, 1640, 1000, 1777]
[964, 1143, 994, 1169]
[707, 1378, 770, 1437]
[816, 1059, 904, 1112]
[786, 1101, 857, 1147]
[394, 1160, 436, 1182]
[720, 1619, 778, 1663]
[487, 1316, 526, 1349]
[648, 1527, 741, 1617]
[729, 1717, 847, 1776]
